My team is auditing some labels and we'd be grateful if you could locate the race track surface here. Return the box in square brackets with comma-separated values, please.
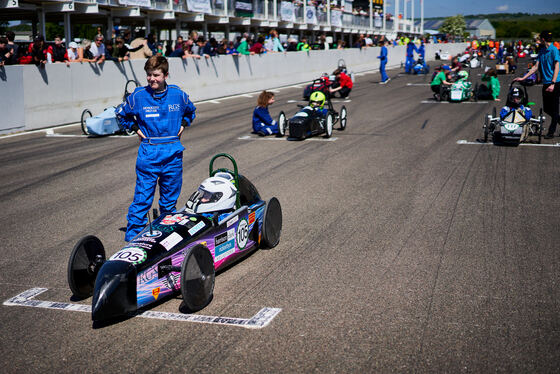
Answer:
[1, 61, 559, 373]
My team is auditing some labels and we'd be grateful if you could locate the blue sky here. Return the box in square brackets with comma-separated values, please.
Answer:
[384, 0, 560, 18]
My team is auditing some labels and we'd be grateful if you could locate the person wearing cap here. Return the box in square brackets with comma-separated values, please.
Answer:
[67, 41, 80, 62]
[430, 65, 453, 100]
[516, 30, 560, 138]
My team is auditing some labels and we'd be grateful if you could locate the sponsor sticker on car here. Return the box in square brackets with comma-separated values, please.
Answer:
[248, 212, 255, 225]
[143, 230, 162, 238]
[160, 214, 185, 225]
[160, 232, 183, 251]
[188, 221, 206, 236]
[152, 287, 160, 300]
[227, 215, 238, 228]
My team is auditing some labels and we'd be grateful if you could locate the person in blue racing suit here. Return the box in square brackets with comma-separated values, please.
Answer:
[116, 55, 197, 241]
[405, 41, 416, 74]
[252, 91, 279, 135]
[500, 87, 532, 120]
[377, 40, 389, 84]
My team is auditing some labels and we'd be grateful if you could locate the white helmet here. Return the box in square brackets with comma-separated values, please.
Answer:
[186, 172, 237, 213]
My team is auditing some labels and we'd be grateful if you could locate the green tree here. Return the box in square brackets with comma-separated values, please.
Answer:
[439, 15, 467, 37]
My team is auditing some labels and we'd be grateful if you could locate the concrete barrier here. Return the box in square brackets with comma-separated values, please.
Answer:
[0, 43, 468, 134]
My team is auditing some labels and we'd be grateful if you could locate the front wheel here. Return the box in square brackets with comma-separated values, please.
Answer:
[67, 235, 106, 299]
[483, 115, 489, 142]
[277, 111, 287, 137]
[180, 244, 215, 313]
[325, 113, 333, 138]
[339, 106, 347, 130]
[81, 109, 92, 135]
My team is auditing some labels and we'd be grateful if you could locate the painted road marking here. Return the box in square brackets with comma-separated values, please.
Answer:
[238, 135, 338, 142]
[287, 99, 351, 103]
[457, 140, 560, 147]
[45, 133, 136, 139]
[421, 100, 489, 104]
[3, 288, 281, 329]
[407, 83, 430, 86]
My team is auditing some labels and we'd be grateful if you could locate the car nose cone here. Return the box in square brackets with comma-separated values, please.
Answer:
[91, 260, 137, 322]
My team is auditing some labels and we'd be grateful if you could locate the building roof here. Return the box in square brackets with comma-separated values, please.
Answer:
[416, 18, 494, 32]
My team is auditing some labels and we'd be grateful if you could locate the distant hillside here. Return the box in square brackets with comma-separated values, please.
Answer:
[425, 13, 560, 39]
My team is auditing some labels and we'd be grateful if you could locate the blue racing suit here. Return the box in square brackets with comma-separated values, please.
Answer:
[405, 42, 415, 74]
[377, 45, 388, 82]
[252, 106, 279, 135]
[500, 105, 532, 120]
[116, 84, 196, 241]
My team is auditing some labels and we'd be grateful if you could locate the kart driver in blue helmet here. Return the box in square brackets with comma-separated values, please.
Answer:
[500, 87, 532, 120]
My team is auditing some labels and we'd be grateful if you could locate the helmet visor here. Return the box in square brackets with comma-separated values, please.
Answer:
[310, 100, 322, 107]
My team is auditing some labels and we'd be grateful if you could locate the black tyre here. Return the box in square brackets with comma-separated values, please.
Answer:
[538, 108, 544, 144]
[325, 113, 333, 138]
[123, 80, 139, 101]
[474, 83, 479, 102]
[262, 197, 282, 248]
[339, 106, 347, 130]
[483, 115, 489, 142]
[440, 85, 449, 102]
[180, 244, 215, 313]
[81, 109, 92, 135]
[277, 111, 287, 137]
[492, 107, 497, 118]
[67, 235, 106, 299]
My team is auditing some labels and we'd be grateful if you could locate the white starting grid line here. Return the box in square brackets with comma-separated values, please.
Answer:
[421, 100, 490, 104]
[238, 135, 338, 142]
[3, 288, 281, 329]
[286, 99, 351, 103]
[406, 83, 431, 86]
[457, 140, 560, 147]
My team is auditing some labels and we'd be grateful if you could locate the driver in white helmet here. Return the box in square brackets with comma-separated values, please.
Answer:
[185, 172, 237, 220]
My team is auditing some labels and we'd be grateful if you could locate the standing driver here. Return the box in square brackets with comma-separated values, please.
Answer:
[516, 30, 560, 139]
[116, 56, 196, 241]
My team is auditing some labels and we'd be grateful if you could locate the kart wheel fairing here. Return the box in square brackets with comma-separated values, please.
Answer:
[81, 109, 92, 135]
[181, 244, 215, 312]
[278, 111, 287, 136]
[68, 235, 106, 299]
[340, 106, 347, 130]
[262, 197, 282, 249]
[325, 114, 333, 138]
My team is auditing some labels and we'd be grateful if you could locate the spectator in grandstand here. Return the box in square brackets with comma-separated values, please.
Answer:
[317, 34, 329, 50]
[78, 39, 95, 62]
[146, 33, 158, 55]
[216, 39, 228, 55]
[104, 40, 120, 62]
[297, 37, 310, 51]
[226, 41, 238, 55]
[330, 68, 353, 98]
[174, 35, 184, 51]
[51, 35, 69, 66]
[0, 37, 9, 66]
[67, 41, 79, 62]
[250, 36, 265, 54]
[4, 31, 18, 65]
[191, 36, 206, 56]
[129, 36, 153, 59]
[269, 29, 285, 52]
[202, 37, 218, 57]
[90, 35, 106, 63]
[30, 34, 51, 66]
[237, 33, 254, 55]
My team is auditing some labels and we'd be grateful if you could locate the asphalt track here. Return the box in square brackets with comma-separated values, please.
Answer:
[1, 61, 559, 373]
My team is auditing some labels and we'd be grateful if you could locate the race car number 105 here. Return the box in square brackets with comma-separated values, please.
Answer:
[109, 247, 147, 264]
[236, 219, 249, 250]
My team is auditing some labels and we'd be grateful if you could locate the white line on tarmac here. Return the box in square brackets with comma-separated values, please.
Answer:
[45, 133, 136, 139]
[3, 288, 281, 329]
[407, 83, 430, 86]
[238, 135, 338, 142]
[0, 123, 81, 140]
[421, 100, 489, 104]
[456, 140, 560, 147]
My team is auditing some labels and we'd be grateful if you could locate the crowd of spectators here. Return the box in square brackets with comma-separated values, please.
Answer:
[1, 27, 433, 67]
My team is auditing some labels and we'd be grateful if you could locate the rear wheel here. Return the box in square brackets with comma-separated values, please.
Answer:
[325, 113, 333, 138]
[180, 244, 215, 313]
[339, 106, 347, 130]
[80, 109, 92, 135]
[261, 197, 283, 248]
[67, 235, 106, 299]
[474, 83, 479, 102]
[538, 108, 544, 144]
[483, 115, 489, 142]
[277, 111, 287, 137]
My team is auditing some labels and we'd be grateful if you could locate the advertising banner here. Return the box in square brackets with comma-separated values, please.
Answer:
[331, 9, 342, 27]
[186, 0, 212, 14]
[280, 1, 296, 22]
[118, 0, 151, 7]
[235, 0, 253, 17]
[305, 7, 317, 24]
